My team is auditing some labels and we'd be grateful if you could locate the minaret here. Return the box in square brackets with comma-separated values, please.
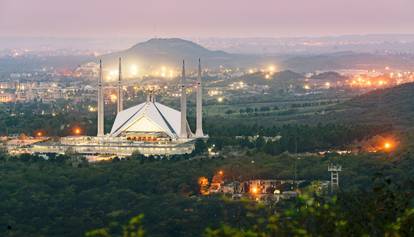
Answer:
[117, 57, 123, 113]
[179, 60, 188, 139]
[195, 58, 204, 137]
[97, 60, 104, 136]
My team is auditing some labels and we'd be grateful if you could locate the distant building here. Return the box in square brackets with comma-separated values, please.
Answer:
[0, 92, 16, 103]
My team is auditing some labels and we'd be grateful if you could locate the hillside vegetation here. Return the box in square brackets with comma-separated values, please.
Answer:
[322, 83, 414, 128]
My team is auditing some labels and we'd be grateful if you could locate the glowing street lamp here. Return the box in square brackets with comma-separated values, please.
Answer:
[384, 142, 391, 149]
[250, 186, 258, 195]
[74, 128, 82, 136]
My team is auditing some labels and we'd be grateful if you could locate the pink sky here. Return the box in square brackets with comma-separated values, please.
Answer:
[0, 0, 413, 37]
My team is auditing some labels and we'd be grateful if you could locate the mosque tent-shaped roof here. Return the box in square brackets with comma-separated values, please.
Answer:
[110, 101, 192, 139]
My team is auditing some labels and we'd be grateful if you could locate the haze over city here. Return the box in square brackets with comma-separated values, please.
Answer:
[1, 0, 413, 38]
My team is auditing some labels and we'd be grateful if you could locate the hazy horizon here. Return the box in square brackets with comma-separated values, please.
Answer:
[1, 0, 413, 38]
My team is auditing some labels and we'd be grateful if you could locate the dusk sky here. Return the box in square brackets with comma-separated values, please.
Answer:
[0, 0, 413, 38]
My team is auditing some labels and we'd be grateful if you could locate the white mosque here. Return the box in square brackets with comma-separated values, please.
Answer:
[26, 58, 207, 157]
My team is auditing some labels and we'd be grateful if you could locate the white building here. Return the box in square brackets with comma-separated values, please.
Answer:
[17, 59, 207, 157]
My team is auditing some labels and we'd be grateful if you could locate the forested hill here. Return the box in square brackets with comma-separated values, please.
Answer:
[324, 83, 414, 128]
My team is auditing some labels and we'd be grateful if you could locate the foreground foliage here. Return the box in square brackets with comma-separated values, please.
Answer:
[1, 150, 414, 236]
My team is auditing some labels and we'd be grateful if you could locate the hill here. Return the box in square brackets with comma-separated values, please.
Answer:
[321, 83, 414, 128]
[100, 38, 254, 69]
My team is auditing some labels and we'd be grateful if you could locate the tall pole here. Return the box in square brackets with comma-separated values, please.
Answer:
[97, 60, 104, 136]
[195, 58, 204, 137]
[117, 57, 123, 113]
[180, 60, 188, 138]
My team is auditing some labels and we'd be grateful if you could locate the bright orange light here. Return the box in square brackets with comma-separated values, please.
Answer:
[218, 170, 224, 176]
[381, 139, 397, 152]
[384, 142, 393, 150]
[250, 186, 258, 194]
[74, 128, 81, 135]
[36, 132, 43, 137]
[198, 176, 210, 195]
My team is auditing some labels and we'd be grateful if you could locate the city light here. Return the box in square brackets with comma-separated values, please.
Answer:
[250, 186, 258, 195]
[109, 69, 118, 78]
[130, 64, 139, 77]
[208, 90, 222, 96]
[36, 131, 43, 137]
[382, 140, 396, 152]
[198, 177, 210, 195]
[88, 105, 97, 112]
[110, 94, 117, 103]
[73, 128, 82, 135]
[217, 97, 224, 102]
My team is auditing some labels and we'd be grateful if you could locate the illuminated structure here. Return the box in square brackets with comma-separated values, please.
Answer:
[117, 57, 123, 113]
[97, 60, 104, 136]
[180, 60, 188, 138]
[110, 91, 193, 141]
[195, 58, 205, 137]
[17, 59, 207, 157]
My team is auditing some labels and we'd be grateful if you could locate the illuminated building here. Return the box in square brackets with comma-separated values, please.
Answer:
[0, 92, 16, 103]
[16, 59, 207, 157]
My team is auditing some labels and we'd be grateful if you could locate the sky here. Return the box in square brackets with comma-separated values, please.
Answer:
[0, 0, 413, 38]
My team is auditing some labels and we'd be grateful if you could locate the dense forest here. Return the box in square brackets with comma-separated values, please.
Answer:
[1, 149, 414, 236]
